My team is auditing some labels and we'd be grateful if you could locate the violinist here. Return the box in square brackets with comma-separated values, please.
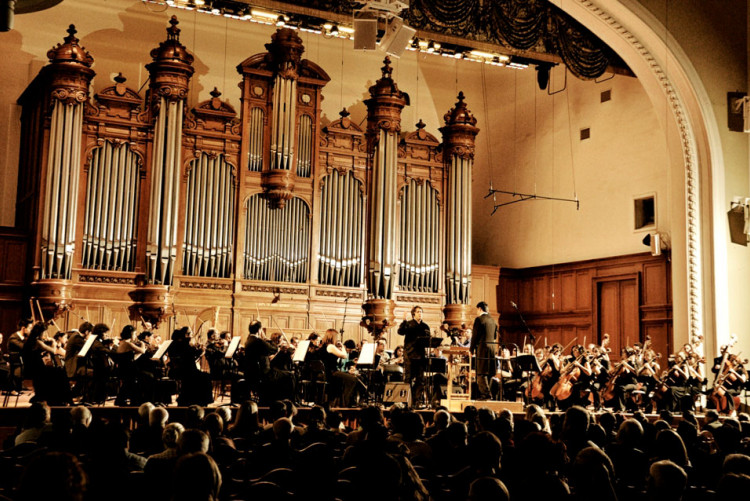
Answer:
[660, 351, 695, 412]
[267, 331, 296, 402]
[22, 322, 72, 405]
[168, 326, 214, 406]
[114, 325, 146, 406]
[51, 331, 68, 368]
[204, 328, 228, 379]
[636, 348, 661, 411]
[243, 321, 278, 403]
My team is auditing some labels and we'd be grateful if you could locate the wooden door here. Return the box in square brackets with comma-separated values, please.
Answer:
[596, 275, 639, 360]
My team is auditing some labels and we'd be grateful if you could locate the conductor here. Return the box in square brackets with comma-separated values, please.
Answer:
[397, 305, 431, 406]
[471, 301, 498, 400]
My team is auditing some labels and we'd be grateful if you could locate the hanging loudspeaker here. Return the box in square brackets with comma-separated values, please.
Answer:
[379, 17, 415, 58]
[353, 13, 378, 51]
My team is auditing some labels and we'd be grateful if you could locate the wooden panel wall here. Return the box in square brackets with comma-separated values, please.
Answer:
[0, 227, 28, 341]
[498, 252, 672, 358]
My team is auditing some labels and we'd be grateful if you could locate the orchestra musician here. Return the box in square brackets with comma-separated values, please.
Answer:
[317, 328, 361, 407]
[22, 322, 72, 405]
[114, 325, 146, 406]
[168, 326, 213, 406]
[471, 301, 498, 401]
[243, 321, 278, 404]
[397, 305, 431, 406]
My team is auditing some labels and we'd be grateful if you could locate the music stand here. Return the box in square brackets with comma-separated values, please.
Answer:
[293, 340, 310, 363]
[225, 336, 242, 359]
[514, 354, 541, 405]
[151, 340, 172, 360]
[77, 335, 96, 358]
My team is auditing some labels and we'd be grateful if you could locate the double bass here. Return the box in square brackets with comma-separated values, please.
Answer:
[709, 335, 746, 414]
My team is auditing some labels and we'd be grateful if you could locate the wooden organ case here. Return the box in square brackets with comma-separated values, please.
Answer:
[15, 19, 481, 344]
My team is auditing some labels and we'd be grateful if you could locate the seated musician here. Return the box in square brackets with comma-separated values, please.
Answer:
[603, 347, 639, 412]
[22, 322, 72, 405]
[319, 328, 361, 407]
[659, 351, 696, 412]
[636, 348, 661, 411]
[555, 345, 594, 411]
[82, 323, 114, 404]
[114, 325, 146, 406]
[266, 332, 296, 402]
[540, 344, 562, 411]
[338, 339, 358, 371]
[243, 321, 278, 403]
[168, 326, 213, 406]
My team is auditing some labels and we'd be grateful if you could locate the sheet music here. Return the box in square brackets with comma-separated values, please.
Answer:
[225, 336, 241, 358]
[293, 340, 310, 362]
[151, 339, 172, 360]
[358, 342, 376, 366]
[77, 335, 96, 358]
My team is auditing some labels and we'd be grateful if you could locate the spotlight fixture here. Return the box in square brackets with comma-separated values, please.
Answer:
[426, 41, 435, 53]
[276, 15, 285, 27]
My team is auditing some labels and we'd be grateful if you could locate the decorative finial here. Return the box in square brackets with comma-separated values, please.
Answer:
[456, 91, 465, 103]
[415, 119, 426, 130]
[381, 57, 393, 79]
[65, 25, 78, 42]
[210, 87, 221, 99]
[167, 15, 180, 40]
[114, 72, 127, 84]
[339, 108, 350, 118]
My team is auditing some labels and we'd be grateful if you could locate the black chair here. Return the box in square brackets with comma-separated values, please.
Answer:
[3, 353, 23, 407]
[299, 360, 327, 405]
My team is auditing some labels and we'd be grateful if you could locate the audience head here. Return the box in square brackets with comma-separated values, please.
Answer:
[562, 405, 590, 441]
[647, 459, 687, 501]
[468, 431, 502, 473]
[203, 413, 224, 438]
[717, 472, 750, 497]
[571, 447, 617, 501]
[138, 402, 155, 422]
[179, 429, 210, 454]
[70, 406, 92, 428]
[468, 476, 509, 501]
[149, 406, 169, 428]
[617, 418, 644, 447]
[186, 405, 205, 428]
[434, 409, 451, 430]
[16, 451, 87, 501]
[173, 452, 222, 501]
[215, 406, 232, 426]
[163, 422, 186, 449]
[653, 429, 690, 468]
[24, 401, 51, 429]
[273, 418, 294, 443]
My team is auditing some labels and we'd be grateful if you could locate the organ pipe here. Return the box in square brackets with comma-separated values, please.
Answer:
[440, 92, 479, 305]
[183, 154, 235, 278]
[296, 114, 313, 177]
[145, 17, 194, 285]
[40, 25, 94, 280]
[248, 108, 264, 171]
[399, 180, 440, 293]
[318, 170, 364, 287]
[361, 57, 409, 336]
[82, 141, 140, 271]
[244, 195, 309, 282]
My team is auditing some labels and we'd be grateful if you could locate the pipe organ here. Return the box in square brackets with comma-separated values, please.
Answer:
[82, 141, 141, 272]
[243, 195, 310, 283]
[16, 20, 480, 341]
[318, 169, 364, 288]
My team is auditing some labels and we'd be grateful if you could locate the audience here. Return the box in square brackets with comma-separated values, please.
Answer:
[1, 399, 749, 501]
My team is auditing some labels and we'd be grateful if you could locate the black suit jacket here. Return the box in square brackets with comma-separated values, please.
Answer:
[471, 313, 497, 376]
[397, 319, 431, 360]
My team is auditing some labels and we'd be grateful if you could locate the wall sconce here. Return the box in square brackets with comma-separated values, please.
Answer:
[728, 196, 750, 246]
